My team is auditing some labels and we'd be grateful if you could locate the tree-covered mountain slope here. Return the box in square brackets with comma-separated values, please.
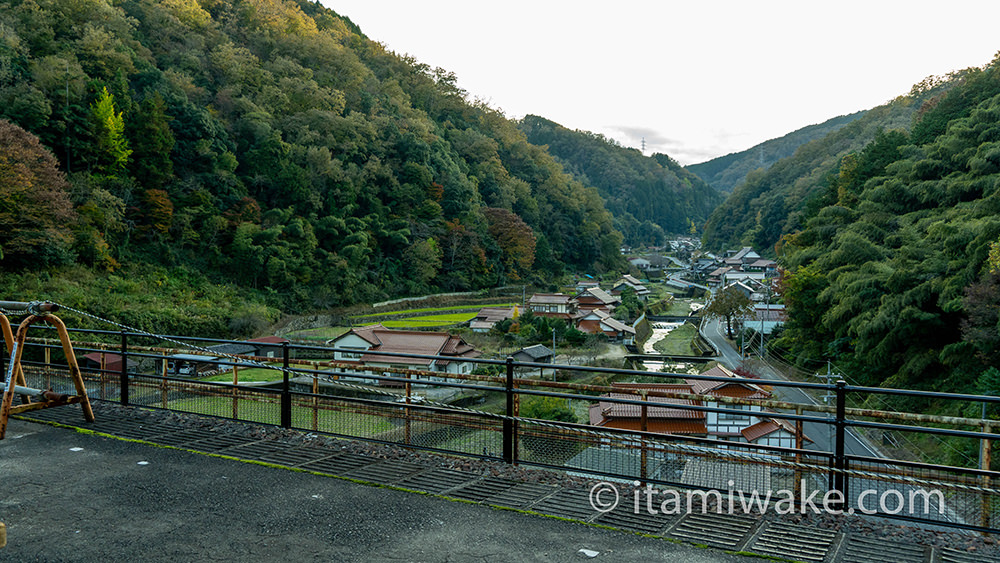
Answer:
[687, 110, 866, 193]
[0, 0, 625, 323]
[773, 55, 1000, 399]
[701, 76, 955, 255]
[519, 115, 723, 246]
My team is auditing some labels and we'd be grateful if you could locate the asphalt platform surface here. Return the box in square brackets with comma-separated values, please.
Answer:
[3, 403, 997, 563]
[1, 416, 760, 562]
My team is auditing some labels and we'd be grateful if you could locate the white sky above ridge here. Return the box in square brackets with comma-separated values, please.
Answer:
[322, 1, 1000, 165]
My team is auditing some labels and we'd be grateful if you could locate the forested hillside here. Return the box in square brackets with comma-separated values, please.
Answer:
[701, 77, 953, 254]
[769, 55, 1000, 407]
[0, 0, 626, 332]
[518, 115, 722, 246]
[687, 110, 866, 193]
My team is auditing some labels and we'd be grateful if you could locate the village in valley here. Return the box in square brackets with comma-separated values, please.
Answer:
[283, 238, 800, 461]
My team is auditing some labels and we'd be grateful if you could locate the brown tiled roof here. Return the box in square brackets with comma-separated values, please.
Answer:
[355, 327, 479, 366]
[740, 420, 782, 442]
[601, 419, 707, 435]
[533, 312, 575, 320]
[687, 365, 770, 399]
[351, 324, 384, 346]
[597, 391, 704, 420]
[246, 335, 288, 344]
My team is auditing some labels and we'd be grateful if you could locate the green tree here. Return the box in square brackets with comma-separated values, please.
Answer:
[129, 93, 175, 189]
[520, 396, 576, 423]
[704, 285, 753, 339]
[90, 86, 131, 175]
[403, 238, 442, 290]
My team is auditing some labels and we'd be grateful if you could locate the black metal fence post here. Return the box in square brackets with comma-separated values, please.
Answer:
[503, 356, 514, 463]
[280, 341, 291, 428]
[833, 379, 847, 509]
[119, 330, 129, 406]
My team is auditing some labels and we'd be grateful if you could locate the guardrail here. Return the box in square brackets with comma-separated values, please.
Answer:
[8, 326, 1000, 533]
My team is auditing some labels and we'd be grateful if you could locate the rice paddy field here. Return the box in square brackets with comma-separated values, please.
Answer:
[286, 302, 517, 339]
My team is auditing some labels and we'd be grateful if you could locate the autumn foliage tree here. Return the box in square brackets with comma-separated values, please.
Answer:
[483, 207, 536, 283]
[0, 120, 77, 267]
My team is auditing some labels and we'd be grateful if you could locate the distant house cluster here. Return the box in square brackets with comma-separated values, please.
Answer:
[704, 247, 777, 289]
[699, 247, 786, 334]
[625, 237, 700, 277]
[468, 275, 648, 343]
[525, 289, 635, 342]
[588, 365, 803, 449]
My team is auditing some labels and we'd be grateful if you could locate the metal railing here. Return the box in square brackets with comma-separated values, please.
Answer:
[7, 324, 1000, 533]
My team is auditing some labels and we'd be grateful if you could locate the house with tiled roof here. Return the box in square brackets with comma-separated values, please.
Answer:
[706, 266, 731, 288]
[588, 383, 708, 436]
[611, 275, 652, 301]
[526, 293, 579, 321]
[588, 366, 803, 448]
[576, 309, 636, 342]
[328, 325, 481, 384]
[724, 247, 760, 267]
[685, 365, 771, 440]
[573, 287, 620, 314]
[744, 258, 778, 276]
[469, 306, 518, 333]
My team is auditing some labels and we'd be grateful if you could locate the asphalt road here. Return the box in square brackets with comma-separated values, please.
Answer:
[699, 316, 881, 458]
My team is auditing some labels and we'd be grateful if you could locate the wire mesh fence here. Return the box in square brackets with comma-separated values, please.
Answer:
[7, 323, 1000, 533]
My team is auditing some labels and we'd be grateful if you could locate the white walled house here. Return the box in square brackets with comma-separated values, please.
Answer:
[588, 365, 805, 449]
[328, 324, 481, 384]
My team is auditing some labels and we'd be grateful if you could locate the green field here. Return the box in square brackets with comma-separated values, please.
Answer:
[380, 312, 477, 328]
[651, 323, 699, 355]
[349, 303, 516, 319]
[167, 395, 395, 436]
[201, 366, 285, 382]
[287, 303, 515, 339]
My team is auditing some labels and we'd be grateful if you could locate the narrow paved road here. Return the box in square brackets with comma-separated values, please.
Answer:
[700, 316, 881, 458]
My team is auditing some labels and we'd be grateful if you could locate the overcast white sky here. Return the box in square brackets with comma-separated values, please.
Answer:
[323, 1, 1000, 165]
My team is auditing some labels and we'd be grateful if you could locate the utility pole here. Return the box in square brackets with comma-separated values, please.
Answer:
[822, 361, 836, 451]
[551, 327, 556, 382]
